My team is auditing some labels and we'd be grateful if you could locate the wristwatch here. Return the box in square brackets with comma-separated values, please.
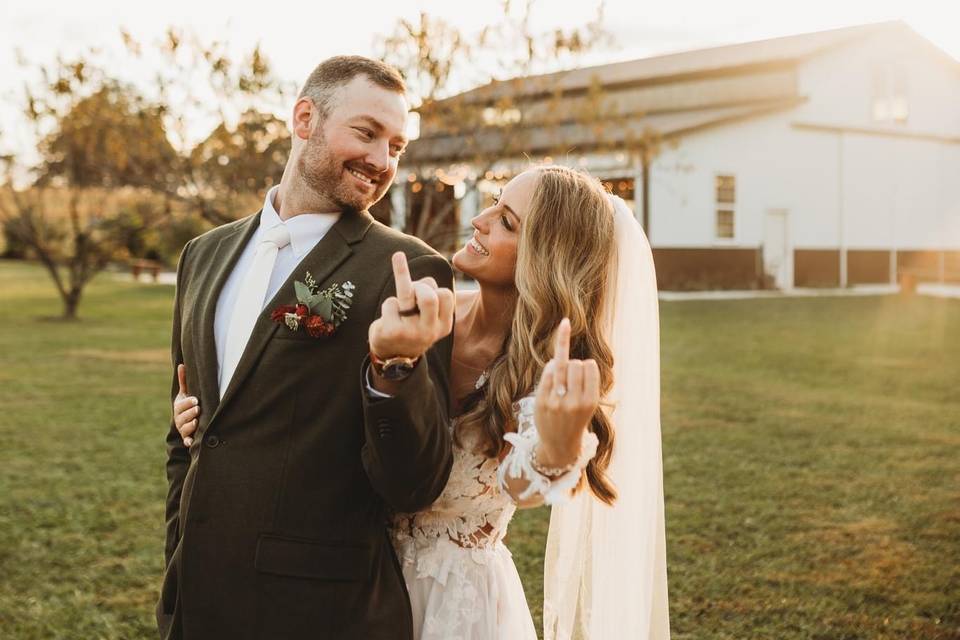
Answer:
[370, 353, 420, 380]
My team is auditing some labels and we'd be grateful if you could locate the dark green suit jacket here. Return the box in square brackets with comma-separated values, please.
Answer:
[156, 209, 454, 639]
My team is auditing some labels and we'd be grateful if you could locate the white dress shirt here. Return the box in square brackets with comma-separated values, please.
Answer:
[214, 186, 340, 383]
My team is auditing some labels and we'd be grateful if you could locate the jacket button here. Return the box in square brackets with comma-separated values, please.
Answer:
[205, 435, 221, 448]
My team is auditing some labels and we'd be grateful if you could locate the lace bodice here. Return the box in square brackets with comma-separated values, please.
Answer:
[391, 422, 516, 552]
[390, 394, 598, 555]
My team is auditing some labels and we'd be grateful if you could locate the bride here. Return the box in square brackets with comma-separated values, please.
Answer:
[172, 165, 668, 639]
[390, 165, 669, 640]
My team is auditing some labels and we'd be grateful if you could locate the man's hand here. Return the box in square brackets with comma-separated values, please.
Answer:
[533, 318, 600, 468]
[369, 252, 454, 361]
[173, 363, 200, 447]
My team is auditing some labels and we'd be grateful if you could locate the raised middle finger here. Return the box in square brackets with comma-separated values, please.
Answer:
[392, 252, 416, 313]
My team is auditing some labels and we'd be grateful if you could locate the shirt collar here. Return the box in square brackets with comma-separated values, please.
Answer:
[258, 186, 341, 259]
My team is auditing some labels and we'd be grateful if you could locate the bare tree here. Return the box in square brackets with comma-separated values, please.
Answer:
[185, 109, 290, 224]
[124, 28, 294, 225]
[0, 54, 177, 319]
[0, 30, 294, 318]
[377, 1, 628, 251]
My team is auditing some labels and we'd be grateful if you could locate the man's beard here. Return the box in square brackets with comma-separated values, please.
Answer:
[298, 129, 390, 212]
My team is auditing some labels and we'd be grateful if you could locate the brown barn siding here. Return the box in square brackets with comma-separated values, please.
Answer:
[794, 249, 840, 287]
[651, 248, 762, 290]
[946, 251, 960, 283]
[847, 250, 891, 284]
[610, 247, 958, 291]
[897, 250, 943, 282]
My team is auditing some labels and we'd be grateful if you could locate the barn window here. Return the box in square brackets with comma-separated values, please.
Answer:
[715, 175, 735, 239]
[482, 107, 522, 126]
[716, 175, 735, 203]
[716, 210, 735, 239]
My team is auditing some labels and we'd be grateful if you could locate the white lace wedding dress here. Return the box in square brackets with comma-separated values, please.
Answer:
[391, 195, 670, 640]
[390, 398, 541, 640]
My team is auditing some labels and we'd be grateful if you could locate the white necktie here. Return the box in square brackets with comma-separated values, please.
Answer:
[219, 224, 291, 396]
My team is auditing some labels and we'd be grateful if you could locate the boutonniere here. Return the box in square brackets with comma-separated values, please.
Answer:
[270, 271, 355, 338]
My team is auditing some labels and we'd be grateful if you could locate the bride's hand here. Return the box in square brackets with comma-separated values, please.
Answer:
[173, 363, 200, 447]
[534, 318, 600, 468]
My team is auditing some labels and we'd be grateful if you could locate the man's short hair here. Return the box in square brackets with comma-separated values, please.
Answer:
[298, 56, 406, 119]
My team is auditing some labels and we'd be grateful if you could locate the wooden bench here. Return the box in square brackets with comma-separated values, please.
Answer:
[130, 259, 163, 282]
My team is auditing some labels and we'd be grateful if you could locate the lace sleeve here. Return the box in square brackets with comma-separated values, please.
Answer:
[497, 395, 599, 506]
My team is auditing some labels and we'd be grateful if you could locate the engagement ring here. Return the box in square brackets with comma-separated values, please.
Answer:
[555, 385, 567, 397]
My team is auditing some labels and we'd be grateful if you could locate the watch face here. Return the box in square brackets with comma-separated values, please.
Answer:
[382, 362, 415, 380]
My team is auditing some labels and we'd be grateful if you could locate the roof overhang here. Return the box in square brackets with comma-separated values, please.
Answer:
[404, 97, 807, 165]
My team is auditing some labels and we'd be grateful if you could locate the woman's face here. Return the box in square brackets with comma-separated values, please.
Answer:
[452, 170, 539, 287]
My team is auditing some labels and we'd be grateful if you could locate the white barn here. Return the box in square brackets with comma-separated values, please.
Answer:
[396, 21, 960, 290]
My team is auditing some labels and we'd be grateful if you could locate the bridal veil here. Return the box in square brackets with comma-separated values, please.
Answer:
[542, 195, 670, 640]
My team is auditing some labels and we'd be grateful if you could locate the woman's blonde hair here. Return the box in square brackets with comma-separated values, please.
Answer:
[458, 165, 618, 504]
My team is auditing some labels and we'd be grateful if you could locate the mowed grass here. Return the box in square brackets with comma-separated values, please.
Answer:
[1, 260, 958, 639]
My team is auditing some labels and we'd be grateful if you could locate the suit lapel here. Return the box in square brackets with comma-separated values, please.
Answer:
[193, 213, 261, 419]
[209, 210, 375, 427]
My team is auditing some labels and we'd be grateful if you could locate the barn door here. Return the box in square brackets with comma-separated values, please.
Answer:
[763, 209, 790, 289]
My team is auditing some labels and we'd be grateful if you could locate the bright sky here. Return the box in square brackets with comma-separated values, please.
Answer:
[2, 0, 958, 158]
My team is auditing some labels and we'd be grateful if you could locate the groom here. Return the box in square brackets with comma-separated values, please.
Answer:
[157, 56, 455, 639]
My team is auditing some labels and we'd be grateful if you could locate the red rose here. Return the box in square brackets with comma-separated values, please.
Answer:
[295, 304, 309, 317]
[305, 314, 335, 338]
[304, 315, 324, 337]
[271, 304, 297, 323]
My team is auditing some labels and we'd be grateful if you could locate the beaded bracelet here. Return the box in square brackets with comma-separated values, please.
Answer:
[529, 446, 580, 478]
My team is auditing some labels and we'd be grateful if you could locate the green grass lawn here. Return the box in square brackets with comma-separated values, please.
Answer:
[1, 260, 958, 639]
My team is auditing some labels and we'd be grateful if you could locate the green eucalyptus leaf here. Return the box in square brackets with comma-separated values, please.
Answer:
[315, 297, 333, 320]
[294, 280, 312, 303]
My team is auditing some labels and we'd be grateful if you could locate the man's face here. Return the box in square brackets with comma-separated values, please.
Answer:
[298, 76, 408, 212]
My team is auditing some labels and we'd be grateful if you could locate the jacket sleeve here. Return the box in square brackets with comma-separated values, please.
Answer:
[163, 240, 193, 567]
[360, 253, 454, 513]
